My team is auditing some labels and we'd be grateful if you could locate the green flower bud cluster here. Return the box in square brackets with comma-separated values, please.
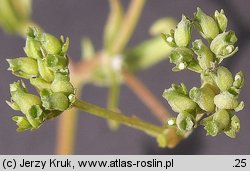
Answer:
[162, 8, 244, 138]
[6, 27, 75, 131]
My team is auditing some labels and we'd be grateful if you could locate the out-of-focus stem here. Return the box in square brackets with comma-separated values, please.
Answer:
[123, 71, 171, 122]
[55, 83, 83, 155]
[110, 0, 146, 54]
[55, 104, 79, 154]
[107, 70, 121, 129]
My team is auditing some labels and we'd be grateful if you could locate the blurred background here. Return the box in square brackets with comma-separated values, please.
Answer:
[0, 0, 249, 154]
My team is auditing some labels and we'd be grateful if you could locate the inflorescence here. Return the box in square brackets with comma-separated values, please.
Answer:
[6, 27, 75, 131]
[162, 8, 244, 138]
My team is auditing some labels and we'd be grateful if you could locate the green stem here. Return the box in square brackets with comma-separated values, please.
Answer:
[106, 70, 121, 129]
[107, 71, 120, 111]
[73, 99, 165, 137]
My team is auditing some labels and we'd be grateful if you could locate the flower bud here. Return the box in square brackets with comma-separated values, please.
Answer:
[37, 57, 54, 82]
[12, 116, 32, 132]
[190, 86, 215, 112]
[30, 78, 51, 91]
[203, 119, 219, 136]
[41, 33, 62, 55]
[214, 91, 238, 109]
[174, 15, 192, 47]
[26, 105, 43, 129]
[202, 109, 230, 137]
[176, 111, 195, 132]
[7, 57, 39, 79]
[46, 54, 69, 72]
[163, 84, 198, 113]
[192, 39, 214, 70]
[161, 30, 176, 47]
[61, 37, 70, 55]
[201, 73, 220, 94]
[210, 31, 238, 60]
[201, 115, 217, 136]
[233, 71, 244, 89]
[224, 115, 240, 138]
[51, 72, 74, 95]
[40, 90, 69, 111]
[234, 101, 244, 112]
[213, 109, 230, 131]
[214, 66, 233, 91]
[169, 47, 195, 71]
[9, 81, 44, 129]
[24, 28, 42, 59]
[194, 8, 219, 40]
[214, 9, 228, 32]
[9, 81, 41, 115]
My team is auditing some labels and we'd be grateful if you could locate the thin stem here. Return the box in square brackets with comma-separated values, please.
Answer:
[106, 70, 121, 129]
[73, 99, 164, 138]
[55, 107, 79, 154]
[110, 0, 146, 54]
[107, 72, 120, 111]
[123, 71, 171, 122]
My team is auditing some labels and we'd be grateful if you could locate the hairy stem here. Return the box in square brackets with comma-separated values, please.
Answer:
[73, 99, 165, 138]
[123, 71, 171, 122]
[110, 0, 146, 54]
